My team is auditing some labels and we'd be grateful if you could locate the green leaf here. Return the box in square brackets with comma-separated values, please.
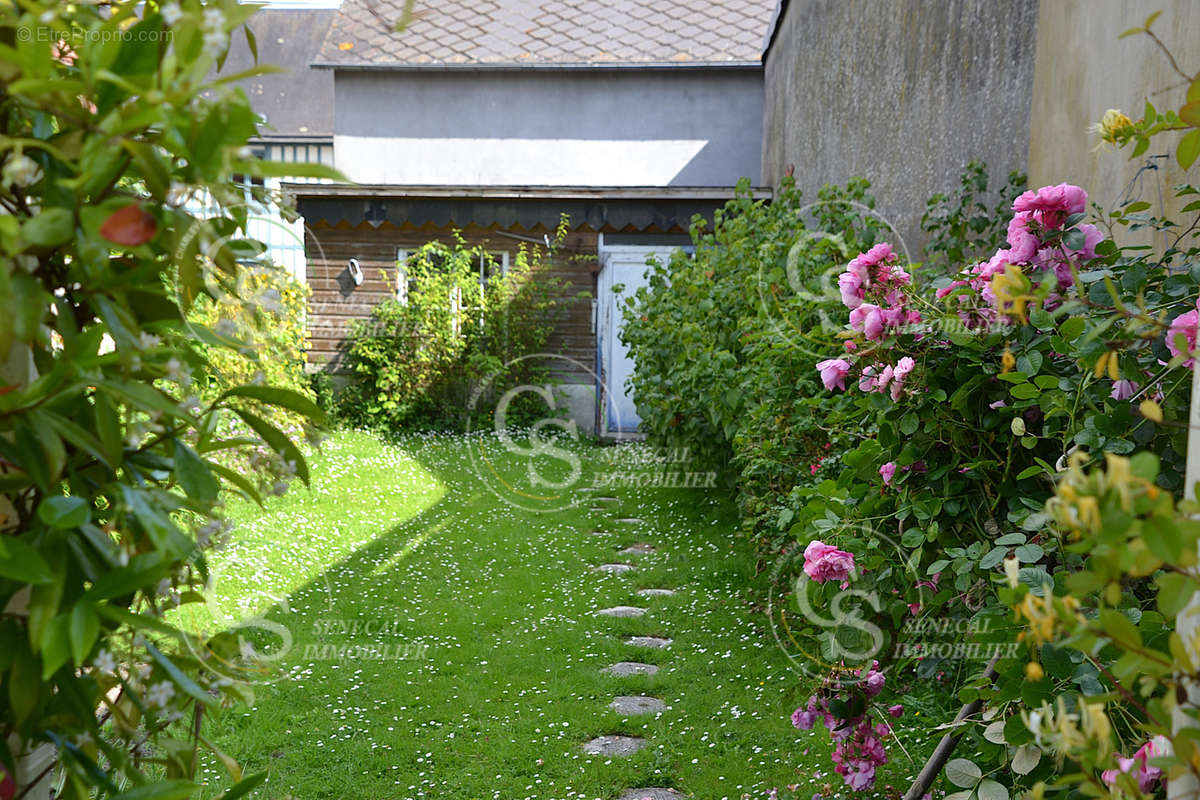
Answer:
[144, 641, 211, 704]
[174, 441, 219, 503]
[0, 537, 55, 584]
[214, 770, 269, 800]
[37, 496, 91, 529]
[1099, 608, 1142, 648]
[927, 559, 950, 576]
[1011, 744, 1042, 775]
[978, 779, 1010, 800]
[1015, 543, 1044, 563]
[40, 613, 71, 678]
[1178, 128, 1200, 171]
[995, 533, 1026, 546]
[1059, 317, 1085, 341]
[232, 409, 310, 487]
[110, 780, 199, 800]
[21, 207, 75, 248]
[1124, 201, 1152, 213]
[69, 603, 100, 667]
[1015, 464, 1043, 480]
[899, 412, 919, 435]
[220, 385, 326, 426]
[1010, 383, 1040, 400]
[945, 758, 982, 788]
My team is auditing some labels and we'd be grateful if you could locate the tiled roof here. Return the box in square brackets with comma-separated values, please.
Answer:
[315, 0, 774, 68]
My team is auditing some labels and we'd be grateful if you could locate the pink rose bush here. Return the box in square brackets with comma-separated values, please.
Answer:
[802, 540, 855, 587]
[938, 183, 1104, 326]
[792, 664, 899, 791]
[814, 243, 921, 403]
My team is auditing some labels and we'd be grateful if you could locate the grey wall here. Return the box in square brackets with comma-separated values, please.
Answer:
[333, 68, 764, 186]
[762, 0, 1038, 256]
[1029, 1, 1200, 233]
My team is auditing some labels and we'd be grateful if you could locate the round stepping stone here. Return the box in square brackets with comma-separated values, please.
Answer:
[627, 635, 672, 648]
[593, 496, 619, 503]
[582, 735, 646, 756]
[602, 662, 659, 677]
[609, 695, 666, 715]
[596, 605, 647, 617]
[615, 517, 644, 524]
[590, 506, 608, 512]
[619, 543, 655, 555]
[589, 529, 612, 536]
[618, 790, 686, 800]
[636, 588, 676, 597]
[593, 563, 635, 574]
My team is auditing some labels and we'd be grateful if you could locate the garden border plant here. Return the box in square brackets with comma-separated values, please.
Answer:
[0, 2, 345, 797]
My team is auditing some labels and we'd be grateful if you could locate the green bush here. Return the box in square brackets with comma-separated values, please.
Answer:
[336, 225, 576, 432]
[620, 177, 889, 538]
[188, 262, 314, 432]
[0, 1, 338, 796]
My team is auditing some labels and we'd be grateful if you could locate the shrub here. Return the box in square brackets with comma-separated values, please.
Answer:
[0, 2, 337, 796]
[336, 225, 575, 432]
[621, 177, 897, 538]
[188, 262, 314, 431]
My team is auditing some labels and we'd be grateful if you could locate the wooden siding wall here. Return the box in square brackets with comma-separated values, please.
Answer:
[305, 222, 598, 377]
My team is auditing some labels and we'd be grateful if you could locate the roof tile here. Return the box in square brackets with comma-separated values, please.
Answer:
[317, 0, 773, 66]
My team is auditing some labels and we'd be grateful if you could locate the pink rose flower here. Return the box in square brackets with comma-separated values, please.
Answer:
[838, 270, 865, 309]
[879, 462, 897, 486]
[803, 540, 855, 586]
[1006, 213, 1039, 263]
[887, 704, 904, 718]
[890, 357, 915, 401]
[817, 358, 852, 391]
[1167, 303, 1199, 366]
[850, 304, 885, 340]
[1110, 379, 1139, 401]
[1014, 183, 1087, 230]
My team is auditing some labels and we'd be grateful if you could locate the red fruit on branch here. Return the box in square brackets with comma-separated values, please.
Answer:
[99, 204, 157, 246]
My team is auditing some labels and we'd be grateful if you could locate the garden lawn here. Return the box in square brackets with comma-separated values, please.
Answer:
[192, 430, 933, 799]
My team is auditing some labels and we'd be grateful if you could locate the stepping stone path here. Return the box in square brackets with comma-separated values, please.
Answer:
[596, 605, 647, 618]
[618, 790, 686, 800]
[593, 563, 635, 574]
[590, 502, 685, 797]
[602, 661, 659, 677]
[583, 735, 647, 757]
[609, 695, 666, 715]
[627, 635, 672, 648]
[589, 529, 611, 536]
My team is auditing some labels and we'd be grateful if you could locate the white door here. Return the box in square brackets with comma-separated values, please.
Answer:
[595, 245, 672, 437]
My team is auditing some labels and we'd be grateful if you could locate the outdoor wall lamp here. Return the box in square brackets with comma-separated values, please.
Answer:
[347, 257, 364, 286]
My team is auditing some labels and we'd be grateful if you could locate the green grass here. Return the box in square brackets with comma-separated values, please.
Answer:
[191, 430, 934, 800]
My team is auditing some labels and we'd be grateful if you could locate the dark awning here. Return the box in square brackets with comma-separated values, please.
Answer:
[286, 184, 771, 233]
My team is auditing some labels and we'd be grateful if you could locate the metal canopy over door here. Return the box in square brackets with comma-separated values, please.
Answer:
[595, 244, 678, 438]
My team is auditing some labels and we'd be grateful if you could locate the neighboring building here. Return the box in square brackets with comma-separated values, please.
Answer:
[213, 8, 336, 281]
[291, 0, 775, 436]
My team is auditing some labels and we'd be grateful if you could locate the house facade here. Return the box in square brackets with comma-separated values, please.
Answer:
[289, 0, 775, 435]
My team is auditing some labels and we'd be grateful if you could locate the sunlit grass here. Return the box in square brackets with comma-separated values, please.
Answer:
[195, 430, 937, 800]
